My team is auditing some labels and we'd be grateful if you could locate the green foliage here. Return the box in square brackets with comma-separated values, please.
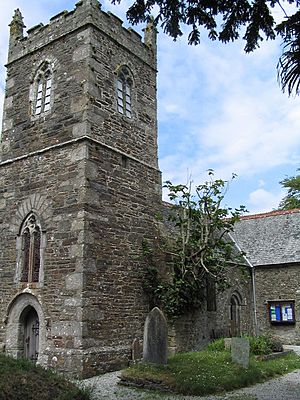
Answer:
[206, 338, 225, 352]
[247, 335, 283, 355]
[277, 11, 300, 96]
[122, 348, 300, 396]
[142, 171, 247, 318]
[0, 354, 91, 400]
[278, 169, 300, 210]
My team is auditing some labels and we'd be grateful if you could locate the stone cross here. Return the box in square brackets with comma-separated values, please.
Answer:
[143, 307, 168, 364]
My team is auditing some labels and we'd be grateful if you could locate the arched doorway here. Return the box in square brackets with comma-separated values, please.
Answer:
[5, 294, 44, 363]
[230, 292, 242, 337]
[21, 306, 40, 362]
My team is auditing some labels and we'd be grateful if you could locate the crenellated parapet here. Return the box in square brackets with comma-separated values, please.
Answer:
[7, 0, 157, 69]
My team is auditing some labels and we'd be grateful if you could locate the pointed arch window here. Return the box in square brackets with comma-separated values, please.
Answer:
[33, 62, 53, 116]
[20, 214, 41, 283]
[116, 66, 132, 118]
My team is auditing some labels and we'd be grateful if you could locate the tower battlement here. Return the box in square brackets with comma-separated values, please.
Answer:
[8, 1, 156, 66]
[1, 0, 158, 168]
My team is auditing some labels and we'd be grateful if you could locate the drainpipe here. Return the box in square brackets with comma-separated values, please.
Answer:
[228, 232, 258, 336]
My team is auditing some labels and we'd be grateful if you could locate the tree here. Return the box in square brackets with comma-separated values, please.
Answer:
[112, 0, 300, 96]
[278, 169, 300, 209]
[143, 171, 247, 318]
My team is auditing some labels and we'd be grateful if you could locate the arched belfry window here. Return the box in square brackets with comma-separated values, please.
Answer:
[33, 62, 53, 116]
[20, 214, 41, 283]
[116, 66, 133, 118]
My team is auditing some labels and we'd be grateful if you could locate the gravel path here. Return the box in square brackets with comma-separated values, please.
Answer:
[82, 369, 300, 400]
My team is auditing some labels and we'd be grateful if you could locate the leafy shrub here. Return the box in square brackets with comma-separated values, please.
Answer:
[270, 338, 283, 353]
[248, 335, 283, 355]
[206, 338, 225, 351]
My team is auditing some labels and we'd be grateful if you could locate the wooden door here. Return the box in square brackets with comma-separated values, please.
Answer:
[24, 308, 39, 362]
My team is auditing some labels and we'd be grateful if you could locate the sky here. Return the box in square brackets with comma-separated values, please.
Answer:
[0, 0, 300, 214]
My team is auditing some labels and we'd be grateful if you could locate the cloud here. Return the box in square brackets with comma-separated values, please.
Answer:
[158, 32, 300, 192]
[248, 188, 284, 214]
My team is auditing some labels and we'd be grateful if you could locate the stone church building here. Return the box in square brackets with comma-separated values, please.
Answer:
[1, 0, 296, 380]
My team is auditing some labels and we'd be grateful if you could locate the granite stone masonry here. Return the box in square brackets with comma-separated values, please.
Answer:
[0, 0, 161, 379]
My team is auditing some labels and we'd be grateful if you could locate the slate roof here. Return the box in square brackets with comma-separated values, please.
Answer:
[232, 208, 300, 267]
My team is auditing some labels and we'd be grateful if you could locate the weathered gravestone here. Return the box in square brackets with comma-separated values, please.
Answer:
[143, 307, 168, 364]
[131, 338, 142, 364]
[231, 337, 250, 368]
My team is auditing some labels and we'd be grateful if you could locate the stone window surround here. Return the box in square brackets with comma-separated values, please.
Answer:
[115, 65, 134, 118]
[15, 212, 46, 288]
[29, 59, 55, 119]
[15, 212, 45, 284]
[11, 194, 51, 289]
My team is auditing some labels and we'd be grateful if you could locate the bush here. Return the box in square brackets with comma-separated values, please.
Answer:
[248, 335, 283, 355]
[206, 338, 225, 351]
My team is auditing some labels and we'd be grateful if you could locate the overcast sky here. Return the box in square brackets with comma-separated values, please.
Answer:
[1, 0, 300, 214]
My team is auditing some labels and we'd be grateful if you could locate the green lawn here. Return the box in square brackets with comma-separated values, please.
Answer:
[121, 346, 300, 396]
[0, 354, 91, 400]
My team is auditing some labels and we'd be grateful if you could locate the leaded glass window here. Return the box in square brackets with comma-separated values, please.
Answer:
[34, 63, 52, 116]
[20, 214, 41, 283]
[116, 66, 132, 118]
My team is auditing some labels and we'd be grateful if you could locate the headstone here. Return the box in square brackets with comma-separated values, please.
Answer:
[143, 307, 168, 364]
[231, 337, 250, 368]
[131, 338, 142, 363]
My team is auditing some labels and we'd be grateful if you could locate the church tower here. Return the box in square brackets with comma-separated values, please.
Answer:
[0, 0, 161, 378]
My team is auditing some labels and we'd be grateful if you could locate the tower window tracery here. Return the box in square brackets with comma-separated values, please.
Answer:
[33, 62, 53, 116]
[20, 214, 41, 283]
[116, 66, 132, 118]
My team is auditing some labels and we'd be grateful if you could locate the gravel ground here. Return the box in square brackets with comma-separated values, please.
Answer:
[81, 347, 300, 400]
[82, 368, 300, 400]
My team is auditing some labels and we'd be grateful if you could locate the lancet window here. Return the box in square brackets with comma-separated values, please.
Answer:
[33, 62, 52, 116]
[116, 66, 133, 118]
[20, 214, 41, 283]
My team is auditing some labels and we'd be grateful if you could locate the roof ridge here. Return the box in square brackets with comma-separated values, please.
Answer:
[240, 208, 300, 220]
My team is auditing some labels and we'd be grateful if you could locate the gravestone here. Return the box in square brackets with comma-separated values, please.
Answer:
[131, 338, 142, 363]
[143, 307, 168, 364]
[231, 337, 250, 368]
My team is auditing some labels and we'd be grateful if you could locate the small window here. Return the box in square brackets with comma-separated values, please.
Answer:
[20, 214, 41, 283]
[268, 301, 295, 325]
[33, 62, 53, 116]
[116, 66, 132, 118]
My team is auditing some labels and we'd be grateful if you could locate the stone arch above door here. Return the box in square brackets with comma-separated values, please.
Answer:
[5, 293, 46, 364]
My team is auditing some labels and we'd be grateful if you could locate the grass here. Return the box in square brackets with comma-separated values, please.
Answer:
[121, 341, 300, 396]
[0, 354, 91, 400]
